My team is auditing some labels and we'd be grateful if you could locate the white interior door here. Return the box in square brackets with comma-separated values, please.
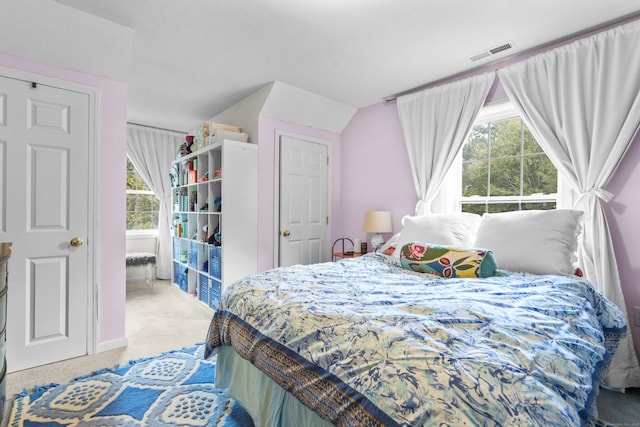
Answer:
[0, 75, 90, 372]
[278, 134, 329, 267]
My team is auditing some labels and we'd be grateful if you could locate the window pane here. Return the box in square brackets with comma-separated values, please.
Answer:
[461, 203, 487, 215]
[463, 124, 489, 161]
[488, 203, 520, 213]
[489, 157, 520, 196]
[126, 197, 159, 230]
[490, 118, 521, 157]
[136, 212, 159, 230]
[523, 154, 557, 195]
[462, 160, 488, 197]
[522, 202, 556, 210]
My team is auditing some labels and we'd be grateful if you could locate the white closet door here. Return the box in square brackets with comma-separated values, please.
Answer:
[1, 75, 90, 372]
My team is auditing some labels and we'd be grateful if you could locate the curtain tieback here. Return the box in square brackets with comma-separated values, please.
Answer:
[415, 199, 432, 215]
[577, 188, 613, 203]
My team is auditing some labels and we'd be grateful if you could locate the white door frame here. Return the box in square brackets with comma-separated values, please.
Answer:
[0, 65, 98, 356]
[273, 130, 332, 268]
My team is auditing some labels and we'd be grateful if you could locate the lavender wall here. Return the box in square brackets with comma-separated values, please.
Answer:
[257, 117, 342, 272]
[606, 133, 640, 351]
[0, 53, 128, 348]
[340, 102, 416, 246]
[340, 74, 640, 356]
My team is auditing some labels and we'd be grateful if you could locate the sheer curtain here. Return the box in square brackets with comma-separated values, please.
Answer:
[127, 124, 184, 280]
[396, 73, 494, 215]
[498, 20, 640, 389]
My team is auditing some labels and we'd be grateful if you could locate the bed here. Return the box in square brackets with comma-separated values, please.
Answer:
[204, 210, 626, 426]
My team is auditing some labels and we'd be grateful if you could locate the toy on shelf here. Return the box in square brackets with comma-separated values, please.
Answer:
[177, 135, 194, 158]
[202, 224, 209, 242]
[200, 197, 209, 211]
[189, 191, 197, 212]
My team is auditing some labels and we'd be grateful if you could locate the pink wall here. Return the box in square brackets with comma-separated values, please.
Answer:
[340, 102, 416, 245]
[606, 134, 640, 352]
[340, 68, 640, 357]
[0, 53, 128, 348]
[257, 117, 342, 272]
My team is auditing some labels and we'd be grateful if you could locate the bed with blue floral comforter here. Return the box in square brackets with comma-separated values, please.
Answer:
[205, 253, 626, 426]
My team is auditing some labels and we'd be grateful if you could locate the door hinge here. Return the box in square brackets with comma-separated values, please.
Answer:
[326, 216, 329, 225]
[327, 156, 329, 166]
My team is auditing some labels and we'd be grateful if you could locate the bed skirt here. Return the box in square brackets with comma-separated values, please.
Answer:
[215, 346, 332, 427]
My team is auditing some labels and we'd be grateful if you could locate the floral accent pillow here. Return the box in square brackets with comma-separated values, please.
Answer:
[399, 242, 498, 278]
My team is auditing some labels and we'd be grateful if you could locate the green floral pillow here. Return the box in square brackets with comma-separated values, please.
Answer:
[399, 242, 498, 278]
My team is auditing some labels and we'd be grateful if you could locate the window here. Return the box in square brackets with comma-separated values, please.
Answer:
[459, 103, 557, 214]
[126, 157, 160, 231]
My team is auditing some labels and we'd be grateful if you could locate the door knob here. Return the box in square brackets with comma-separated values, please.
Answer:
[282, 230, 291, 237]
[70, 237, 84, 247]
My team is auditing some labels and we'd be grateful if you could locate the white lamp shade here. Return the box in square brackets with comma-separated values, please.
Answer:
[362, 211, 392, 233]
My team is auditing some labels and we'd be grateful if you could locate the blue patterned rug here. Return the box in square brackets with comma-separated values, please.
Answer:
[8, 344, 254, 426]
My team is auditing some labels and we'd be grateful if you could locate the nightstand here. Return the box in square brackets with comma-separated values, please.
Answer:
[332, 251, 364, 261]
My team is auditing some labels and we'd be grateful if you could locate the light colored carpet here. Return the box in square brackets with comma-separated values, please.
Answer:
[2, 279, 214, 426]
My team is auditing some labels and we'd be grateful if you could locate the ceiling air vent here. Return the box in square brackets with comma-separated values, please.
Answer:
[489, 42, 513, 54]
[470, 40, 515, 62]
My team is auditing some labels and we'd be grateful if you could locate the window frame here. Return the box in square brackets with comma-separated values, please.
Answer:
[457, 101, 559, 213]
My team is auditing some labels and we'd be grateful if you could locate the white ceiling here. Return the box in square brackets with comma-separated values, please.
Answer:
[20, 1, 640, 132]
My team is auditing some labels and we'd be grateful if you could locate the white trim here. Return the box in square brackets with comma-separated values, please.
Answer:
[0, 64, 99, 357]
[126, 229, 159, 239]
[96, 336, 129, 353]
[474, 100, 516, 123]
[273, 130, 332, 267]
[86, 81, 99, 357]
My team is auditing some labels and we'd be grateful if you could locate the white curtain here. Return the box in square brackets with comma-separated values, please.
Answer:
[397, 73, 494, 215]
[498, 20, 640, 389]
[127, 124, 184, 280]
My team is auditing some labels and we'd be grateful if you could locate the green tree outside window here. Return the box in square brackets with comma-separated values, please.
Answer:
[126, 157, 160, 230]
[461, 113, 557, 213]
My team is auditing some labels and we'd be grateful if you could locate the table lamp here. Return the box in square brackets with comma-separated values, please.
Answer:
[362, 210, 392, 251]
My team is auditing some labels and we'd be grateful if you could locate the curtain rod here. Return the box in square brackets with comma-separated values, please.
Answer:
[383, 11, 640, 104]
[127, 122, 187, 135]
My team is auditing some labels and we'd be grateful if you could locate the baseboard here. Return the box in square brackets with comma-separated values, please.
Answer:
[96, 336, 129, 353]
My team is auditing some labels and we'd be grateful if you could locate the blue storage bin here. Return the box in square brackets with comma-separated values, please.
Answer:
[209, 278, 221, 309]
[188, 241, 198, 269]
[172, 237, 180, 260]
[198, 273, 209, 305]
[209, 246, 221, 280]
[174, 262, 188, 292]
[179, 270, 188, 292]
[173, 261, 181, 283]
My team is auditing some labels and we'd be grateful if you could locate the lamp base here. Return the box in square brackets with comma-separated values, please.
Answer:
[370, 234, 384, 252]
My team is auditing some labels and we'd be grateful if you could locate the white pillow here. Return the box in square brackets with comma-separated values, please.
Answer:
[392, 213, 482, 258]
[473, 209, 583, 275]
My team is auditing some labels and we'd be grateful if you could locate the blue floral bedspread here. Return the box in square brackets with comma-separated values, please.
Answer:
[205, 253, 626, 426]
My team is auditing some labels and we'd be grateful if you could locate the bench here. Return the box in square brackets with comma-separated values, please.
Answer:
[126, 252, 156, 287]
